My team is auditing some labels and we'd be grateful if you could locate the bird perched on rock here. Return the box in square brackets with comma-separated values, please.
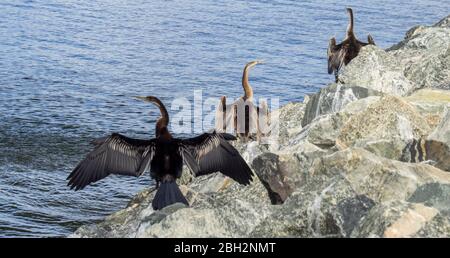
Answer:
[67, 96, 253, 210]
[215, 60, 269, 141]
[327, 8, 375, 82]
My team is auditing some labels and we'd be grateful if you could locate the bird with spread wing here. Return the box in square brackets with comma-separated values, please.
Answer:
[67, 96, 253, 210]
[327, 8, 375, 83]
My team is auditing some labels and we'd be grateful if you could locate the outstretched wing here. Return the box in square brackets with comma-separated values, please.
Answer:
[368, 34, 375, 45]
[180, 132, 253, 185]
[67, 133, 156, 190]
[357, 34, 376, 47]
[327, 37, 346, 74]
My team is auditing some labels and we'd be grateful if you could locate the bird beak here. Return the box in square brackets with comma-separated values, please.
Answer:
[257, 60, 264, 64]
[134, 96, 148, 102]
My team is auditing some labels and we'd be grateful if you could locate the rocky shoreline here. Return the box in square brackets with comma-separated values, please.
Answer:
[70, 15, 450, 238]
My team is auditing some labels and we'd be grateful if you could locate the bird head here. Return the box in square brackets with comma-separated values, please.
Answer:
[134, 96, 165, 114]
[245, 60, 264, 70]
[134, 95, 169, 130]
[134, 95, 160, 104]
[249, 60, 264, 66]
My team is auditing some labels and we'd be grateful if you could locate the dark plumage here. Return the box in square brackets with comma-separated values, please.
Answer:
[67, 96, 253, 210]
[327, 8, 376, 82]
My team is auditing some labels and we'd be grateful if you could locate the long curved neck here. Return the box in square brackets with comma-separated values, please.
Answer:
[242, 64, 254, 100]
[155, 119, 169, 138]
[151, 99, 170, 138]
[346, 9, 354, 38]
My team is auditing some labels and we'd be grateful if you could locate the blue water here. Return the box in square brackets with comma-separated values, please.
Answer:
[0, 0, 448, 237]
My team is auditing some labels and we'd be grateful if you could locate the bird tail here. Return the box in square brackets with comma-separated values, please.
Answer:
[152, 181, 189, 210]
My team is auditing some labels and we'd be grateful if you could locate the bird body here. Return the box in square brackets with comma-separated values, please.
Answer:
[151, 137, 183, 182]
[68, 96, 253, 210]
[327, 8, 375, 82]
[216, 60, 269, 141]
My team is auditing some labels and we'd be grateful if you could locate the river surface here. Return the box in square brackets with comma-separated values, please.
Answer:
[0, 0, 448, 237]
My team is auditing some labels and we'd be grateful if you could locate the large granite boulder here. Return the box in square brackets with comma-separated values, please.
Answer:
[425, 107, 450, 171]
[301, 84, 383, 127]
[337, 95, 431, 157]
[71, 172, 272, 238]
[404, 89, 450, 129]
[252, 140, 326, 204]
[340, 46, 419, 96]
[388, 15, 450, 89]
[251, 148, 450, 238]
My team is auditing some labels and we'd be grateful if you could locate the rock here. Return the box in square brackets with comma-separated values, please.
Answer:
[397, 104, 449, 170]
[305, 113, 347, 148]
[427, 107, 450, 143]
[434, 15, 450, 28]
[147, 178, 269, 238]
[270, 102, 305, 147]
[388, 17, 450, 90]
[301, 83, 383, 126]
[71, 170, 272, 238]
[252, 153, 290, 204]
[338, 195, 377, 236]
[402, 46, 449, 91]
[339, 96, 381, 114]
[252, 141, 326, 204]
[414, 214, 450, 237]
[294, 97, 381, 149]
[300, 96, 380, 149]
[340, 46, 419, 96]
[136, 206, 228, 238]
[408, 182, 450, 215]
[251, 183, 377, 238]
[425, 107, 450, 171]
[355, 139, 408, 161]
[352, 201, 441, 238]
[337, 95, 431, 160]
[308, 148, 450, 203]
[353, 197, 450, 238]
[404, 89, 450, 129]
[301, 95, 434, 161]
[252, 148, 450, 238]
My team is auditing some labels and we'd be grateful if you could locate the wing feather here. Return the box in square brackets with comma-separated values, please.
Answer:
[180, 132, 253, 185]
[328, 37, 347, 75]
[67, 133, 156, 190]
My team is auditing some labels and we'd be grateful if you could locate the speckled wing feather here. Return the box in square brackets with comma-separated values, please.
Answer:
[327, 37, 346, 74]
[67, 133, 156, 190]
[180, 132, 253, 185]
